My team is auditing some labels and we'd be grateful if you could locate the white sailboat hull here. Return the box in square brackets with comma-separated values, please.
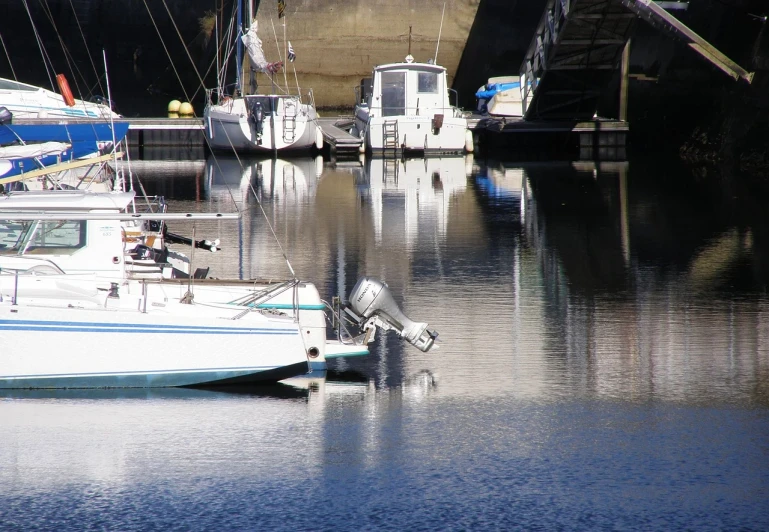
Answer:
[205, 95, 321, 153]
[0, 77, 120, 120]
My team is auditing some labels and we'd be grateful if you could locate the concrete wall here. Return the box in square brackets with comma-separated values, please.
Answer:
[252, 0, 481, 108]
[0, 0, 481, 114]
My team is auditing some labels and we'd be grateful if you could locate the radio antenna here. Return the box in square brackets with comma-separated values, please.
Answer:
[434, 2, 446, 64]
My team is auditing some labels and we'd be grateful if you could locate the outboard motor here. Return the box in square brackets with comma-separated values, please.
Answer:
[346, 276, 438, 352]
[247, 100, 264, 140]
[0, 106, 12, 126]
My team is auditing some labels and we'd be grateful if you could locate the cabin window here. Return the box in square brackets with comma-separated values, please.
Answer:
[22, 220, 87, 255]
[417, 72, 438, 94]
[381, 72, 405, 116]
[0, 222, 29, 254]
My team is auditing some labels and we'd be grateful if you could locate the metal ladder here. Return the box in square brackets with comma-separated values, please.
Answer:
[382, 120, 399, 151]
[283, 99, 297, 142]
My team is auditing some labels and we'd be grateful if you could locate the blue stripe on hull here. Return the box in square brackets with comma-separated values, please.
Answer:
[0, 362, 310, 389]
[0, 319, 298, 335]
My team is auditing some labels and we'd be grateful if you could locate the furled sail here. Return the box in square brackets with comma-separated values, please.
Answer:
[241, 21, 282, 74]
[0, 142, 70, 159]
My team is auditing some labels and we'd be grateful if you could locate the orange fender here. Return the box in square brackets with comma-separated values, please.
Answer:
[56, 74, 76, 107]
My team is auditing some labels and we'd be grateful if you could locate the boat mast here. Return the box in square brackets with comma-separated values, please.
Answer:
[247, 0, 256, 95]
[236, 0, 243, 96]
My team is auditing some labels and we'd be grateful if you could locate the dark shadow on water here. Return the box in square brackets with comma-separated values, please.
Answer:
[326, 369, 370, 384]
[0, 382, 309, 401]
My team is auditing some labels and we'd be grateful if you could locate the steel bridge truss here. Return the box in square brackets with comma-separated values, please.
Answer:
[519, 0, 754, 121]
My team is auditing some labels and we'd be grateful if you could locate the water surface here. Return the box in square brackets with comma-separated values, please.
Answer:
[1, 155, 767, 530]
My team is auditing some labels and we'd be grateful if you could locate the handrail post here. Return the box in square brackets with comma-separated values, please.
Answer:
[12, 270, 19, 305]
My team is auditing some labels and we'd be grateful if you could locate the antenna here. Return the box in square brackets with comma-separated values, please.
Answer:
[434, 2, 446, 64]
[408, 25, 412, 56]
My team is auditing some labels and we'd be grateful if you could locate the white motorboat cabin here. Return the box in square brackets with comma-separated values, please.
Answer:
[353, 57, 472, 155]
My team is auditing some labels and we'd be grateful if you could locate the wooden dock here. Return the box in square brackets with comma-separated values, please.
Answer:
[317, 117, 363, 156]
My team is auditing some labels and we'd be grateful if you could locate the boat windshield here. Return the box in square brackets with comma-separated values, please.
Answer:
[0, 78, 38, 92]
[381, 72, 405, 116]
[0, 220, 87, 256]
[0, 221, 36, 255]
[417, 72, 438, 94]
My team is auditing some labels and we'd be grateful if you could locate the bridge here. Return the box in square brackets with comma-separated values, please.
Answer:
[518, 0, 754, 121]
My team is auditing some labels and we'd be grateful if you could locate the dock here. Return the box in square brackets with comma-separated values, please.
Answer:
[474, 117, 628, 160]
[127, 118, 206, 159]
[15, 114, 624, 160]
[318, 118, 363, 156]
[125, 116, 364, 158]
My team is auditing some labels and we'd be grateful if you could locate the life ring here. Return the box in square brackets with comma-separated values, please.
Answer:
[56, 74, 76, 107]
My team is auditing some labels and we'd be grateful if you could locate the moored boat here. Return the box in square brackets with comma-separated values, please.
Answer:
[204, 2, 323, 154]
[353, 55, 473, 156]
[0, 189, 437, 388]
[0, 76, 120, 120]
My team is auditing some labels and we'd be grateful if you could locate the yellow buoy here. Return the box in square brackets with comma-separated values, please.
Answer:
[178, 102, 194, 116]
[168, 100, 181, 113]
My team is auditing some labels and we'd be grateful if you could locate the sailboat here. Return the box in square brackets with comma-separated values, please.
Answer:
[204, 1, 323, 154]
[0, 189, 438, 387]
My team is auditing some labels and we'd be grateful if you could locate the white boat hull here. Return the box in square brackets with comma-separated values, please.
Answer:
[356, 112, 468, 155]
[205, 96, 321, 153]
[0, 77, 119, 120]
[156, 279, 365, 371]
[0, 277, 310, 388]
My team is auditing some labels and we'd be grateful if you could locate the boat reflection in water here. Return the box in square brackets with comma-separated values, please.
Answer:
[143, 156, 769, 405]
[205, 155, 325, 205]
[354, 156, 473, 251]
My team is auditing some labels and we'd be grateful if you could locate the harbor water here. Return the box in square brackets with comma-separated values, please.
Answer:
[1, 154, 767, 530]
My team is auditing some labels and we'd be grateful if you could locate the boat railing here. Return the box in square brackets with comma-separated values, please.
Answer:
[327, 297, 369, 347]
[375, 105, 467, 118]
[0, 264, 127, 306]
[130, 195, 167, 215]
[0, 267, 21, 305]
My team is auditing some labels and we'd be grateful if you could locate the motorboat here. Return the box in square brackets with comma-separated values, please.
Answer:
[0, 190, 438, 388]
[475, 76, 523, 117]
[0, 75, 120, 120]
[204, 3, 323, 154]
[352, 55, 473, 156]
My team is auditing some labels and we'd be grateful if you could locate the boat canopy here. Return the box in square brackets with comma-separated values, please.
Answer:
[0, 190, 136, 212]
